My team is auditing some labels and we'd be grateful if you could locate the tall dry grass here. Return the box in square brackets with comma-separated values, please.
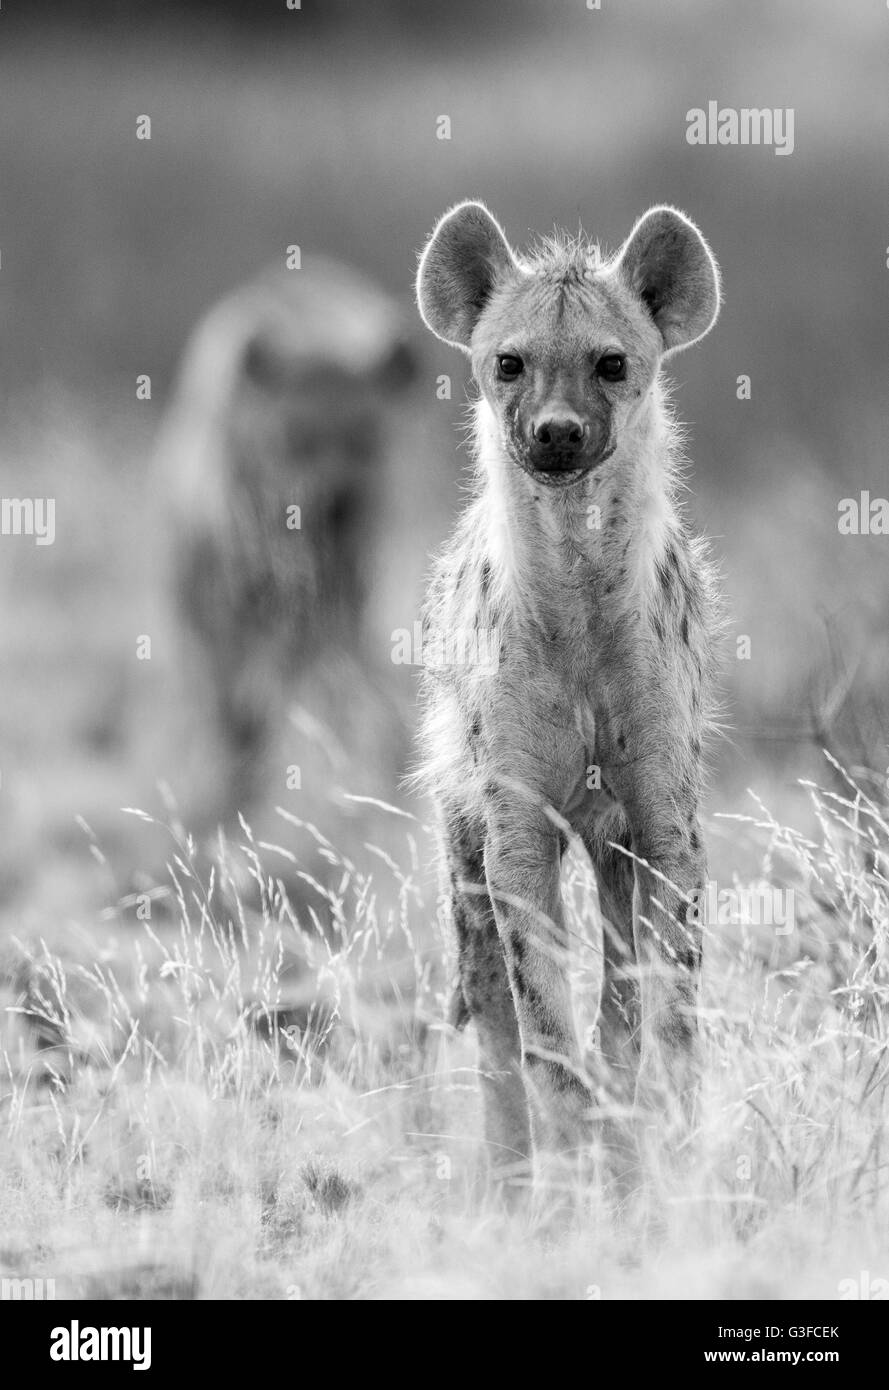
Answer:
[1, 754, 887, 1299]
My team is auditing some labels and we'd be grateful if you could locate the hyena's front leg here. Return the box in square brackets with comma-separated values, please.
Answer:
[587, 818, 642, 1107]
[583, 815, 644, 1195]
[447, 836, 531, 1184]
[625, 798, 705, 1125]
[483, 813, 592, 1157]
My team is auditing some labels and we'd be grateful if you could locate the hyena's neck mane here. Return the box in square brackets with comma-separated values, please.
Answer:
[471, 392, 686, 630]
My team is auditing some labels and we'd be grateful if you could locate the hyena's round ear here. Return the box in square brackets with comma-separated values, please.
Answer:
[612, 206, 721, 354]
[416, 201, 518, 352]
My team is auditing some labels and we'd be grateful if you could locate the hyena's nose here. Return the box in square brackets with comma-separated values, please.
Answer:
[532, 414, 587, 453]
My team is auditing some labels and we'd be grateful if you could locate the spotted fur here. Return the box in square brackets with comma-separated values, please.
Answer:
[414, 202, 723, 1176]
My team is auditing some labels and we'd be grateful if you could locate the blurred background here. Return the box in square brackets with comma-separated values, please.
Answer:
[0, 0, 886, 937]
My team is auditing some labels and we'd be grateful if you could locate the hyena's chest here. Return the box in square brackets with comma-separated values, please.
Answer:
[465, 624, 614, 818]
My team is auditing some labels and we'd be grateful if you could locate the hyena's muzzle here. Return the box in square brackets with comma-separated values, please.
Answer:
[509, 366, 616, 484]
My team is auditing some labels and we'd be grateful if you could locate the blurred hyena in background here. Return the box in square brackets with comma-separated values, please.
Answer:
[155, 259, 418, 851]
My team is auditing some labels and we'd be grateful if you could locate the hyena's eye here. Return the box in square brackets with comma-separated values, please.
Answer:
[596, 353, 627, 382]
[496, 354, 524, 380]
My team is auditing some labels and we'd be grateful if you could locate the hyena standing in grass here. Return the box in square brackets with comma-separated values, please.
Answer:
[160, 259, 415, 832]
[415, 202, 722, 1183]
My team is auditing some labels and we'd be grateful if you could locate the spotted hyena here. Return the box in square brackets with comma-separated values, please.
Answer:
[160, 258, 416, 830]
[415, 201, 722, 1180]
